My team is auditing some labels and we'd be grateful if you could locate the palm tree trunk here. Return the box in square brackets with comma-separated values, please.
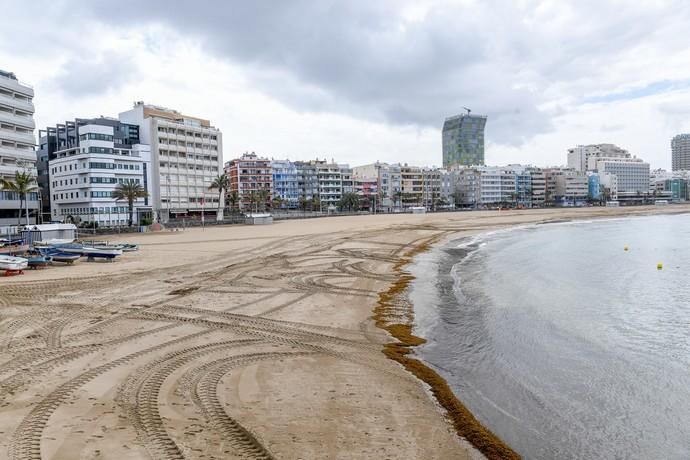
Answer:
[217, 190, 223, 221]
[17, 196, 23, 227]
[128, 198, 134, 227]
[24, 193, 30, 226]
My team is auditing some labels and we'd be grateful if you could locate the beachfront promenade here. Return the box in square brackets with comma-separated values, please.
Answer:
[1, 206, 688, 459]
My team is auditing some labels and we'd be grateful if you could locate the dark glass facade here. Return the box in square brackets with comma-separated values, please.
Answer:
[442, 114, 487, 168]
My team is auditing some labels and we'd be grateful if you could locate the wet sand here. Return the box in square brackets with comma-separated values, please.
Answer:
[1, 206, 688, 459]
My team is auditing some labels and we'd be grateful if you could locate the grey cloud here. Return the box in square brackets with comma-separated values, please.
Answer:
[14, 0, 690, 148]
[50, 51, 140, 97]
[80, 1, 553, 146]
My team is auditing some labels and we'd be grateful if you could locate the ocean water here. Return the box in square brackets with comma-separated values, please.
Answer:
[411, 213, 690, 459]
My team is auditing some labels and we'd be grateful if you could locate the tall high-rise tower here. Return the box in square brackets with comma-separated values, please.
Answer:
[442, 113, 487, 168]
[0, 69, 38, 225]
[671, 134, 690, 171]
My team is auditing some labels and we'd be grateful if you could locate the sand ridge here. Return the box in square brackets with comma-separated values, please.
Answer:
[1, 206, 688, 459]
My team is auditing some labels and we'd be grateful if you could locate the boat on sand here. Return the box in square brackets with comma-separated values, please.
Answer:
[0, 255, 29, 271]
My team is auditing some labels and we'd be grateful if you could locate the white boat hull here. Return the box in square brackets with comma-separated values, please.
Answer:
[0, 255, 29, 271]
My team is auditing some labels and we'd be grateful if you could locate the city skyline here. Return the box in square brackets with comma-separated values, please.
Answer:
[4, 2, 690, 170]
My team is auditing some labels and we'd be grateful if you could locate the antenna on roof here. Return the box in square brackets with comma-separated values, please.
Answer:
[462, 107, 472, 115]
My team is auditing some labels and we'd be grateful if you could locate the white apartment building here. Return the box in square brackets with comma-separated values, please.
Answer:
[477, 166, 517, 205]
[309, 159, 343, 209]
[567, 144, 631, 172]
[49, 123, 152, 226]
[0, 70, 38, 225]
[119, 102, 223, 221]
[593, 157, 650, 198]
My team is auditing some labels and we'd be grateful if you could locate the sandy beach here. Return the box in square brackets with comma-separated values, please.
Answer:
[1, 205, 688, 460]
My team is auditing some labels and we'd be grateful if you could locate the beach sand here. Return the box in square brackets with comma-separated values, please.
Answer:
[1, 205, 688, 459]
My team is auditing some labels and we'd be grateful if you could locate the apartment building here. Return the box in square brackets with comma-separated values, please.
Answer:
[0, 70, 38, 225]
[48, 122, 152, 225]
[225, 152, 272, 212]
[452, 167, 480, 208]
[294, 161, 319, 204]
[477, 166, 517, 205]
[421, 168, 442, 209]
[271, 159, 299, 209]
[352, 162, 401, 211]
[544, 168, 588, 205]
[119, 102, 223, 221]
[400, 165, 424, 208]
[307, 159, 344, 210]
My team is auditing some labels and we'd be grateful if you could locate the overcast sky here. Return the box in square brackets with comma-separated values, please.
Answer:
[3, 0, 690, 169]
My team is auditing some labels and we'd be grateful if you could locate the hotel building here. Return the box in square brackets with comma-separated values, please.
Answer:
[593, 157, 650, 201]
[567, 144, 630, 173]
[119, 102, 223, 221]
[0, 70, 38, 225]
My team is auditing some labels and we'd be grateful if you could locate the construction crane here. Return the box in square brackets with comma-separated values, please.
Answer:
[462, 107, 472, 115]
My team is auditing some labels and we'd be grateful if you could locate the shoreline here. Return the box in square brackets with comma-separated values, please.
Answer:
[376, 208, 690, 459]
[372, 233, 520, 460]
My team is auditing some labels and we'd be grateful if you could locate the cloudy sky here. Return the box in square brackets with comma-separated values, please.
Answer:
[3, 0, 690, 169]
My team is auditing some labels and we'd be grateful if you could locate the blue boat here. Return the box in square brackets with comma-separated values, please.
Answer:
[38, 247, 80, 264]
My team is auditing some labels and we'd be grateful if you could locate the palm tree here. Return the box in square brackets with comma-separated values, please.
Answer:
[248, 190, 259, 213]
[208, 174, 229, 221]
[257, 189, 271, 212]
[272, 196, 284, 210]
[1, 171, 37, 226]
[66, 214, 81, 226]
[298, 194, 308, 212]
[339, 192, 360, 212]
[226, 190, 239, 214]
[112, 179, 148, 227]
[393, 190, 403, 210]
[311, 197, 321, 212]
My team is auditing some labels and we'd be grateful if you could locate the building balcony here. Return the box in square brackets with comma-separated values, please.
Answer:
[0, 93, 34, 113]
[0, 163, 22, 176]
[0, 128, 35, 145]
[0, 74, 34, 97]
[0, 146, 35, 162]
[0, 110, 35, 129]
